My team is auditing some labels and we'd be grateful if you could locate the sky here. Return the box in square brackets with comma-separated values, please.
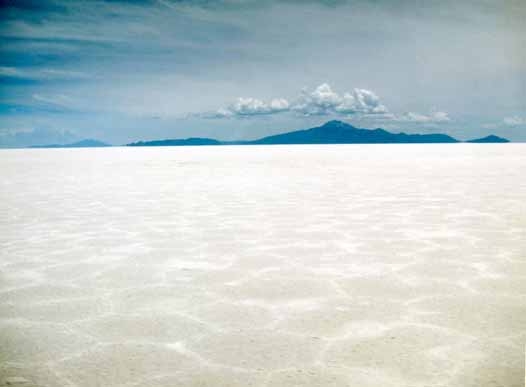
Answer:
[0, 0, 525, 147]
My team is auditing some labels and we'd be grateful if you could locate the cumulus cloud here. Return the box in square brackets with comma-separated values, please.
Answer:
[224, 97, 290, 117]
[202, 83, 451, 125]
[207, 83, 388, 118]
[503, 116, 525, 126]
[396, 111, 450, 123]
[293, 84, 388, 116]
[292, 83, 341, 115]
[205, 97, 290, 118]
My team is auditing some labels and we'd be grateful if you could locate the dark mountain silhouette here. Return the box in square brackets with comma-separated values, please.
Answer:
[127, 138, 221, 147]
[125, 120, 510, 147]
[249, 120, 459, 144]
[467, 135, 509, 143]
[30, 139, 111, 148]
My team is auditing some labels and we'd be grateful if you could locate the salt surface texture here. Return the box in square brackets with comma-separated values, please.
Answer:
[1, 144, 525, 387]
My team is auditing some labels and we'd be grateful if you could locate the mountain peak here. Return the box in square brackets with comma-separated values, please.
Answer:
[322, 120, 348, 128]
[467, 135, 509, 143]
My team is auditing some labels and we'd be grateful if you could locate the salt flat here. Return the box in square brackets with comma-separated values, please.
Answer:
[0, 144, 525, 387]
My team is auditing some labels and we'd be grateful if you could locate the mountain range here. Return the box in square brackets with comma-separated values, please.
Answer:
[126, 120, 509, 147]
[26, 121, 510, 148]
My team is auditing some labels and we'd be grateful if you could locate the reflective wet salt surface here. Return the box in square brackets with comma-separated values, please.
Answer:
[1, 144, 525, 387]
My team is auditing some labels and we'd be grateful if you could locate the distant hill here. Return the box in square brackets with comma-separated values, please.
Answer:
[30, 139, 111, 148]
[127, 138, 221, 147]
[125, 120, 510, 147]
[466, 135, 510, 143]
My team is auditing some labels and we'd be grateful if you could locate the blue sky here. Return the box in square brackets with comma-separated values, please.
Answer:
[0, 0, 525, 146]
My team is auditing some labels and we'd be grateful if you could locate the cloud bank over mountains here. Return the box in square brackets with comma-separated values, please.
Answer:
[205, 83, 448, 123]
[209, 84, 388, 118]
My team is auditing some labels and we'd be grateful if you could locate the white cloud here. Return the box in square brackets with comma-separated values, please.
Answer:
[503, 116, 525, 126]
[207, 83, 388, 118]
[235, 97, 290, 116]
[396, 111, 451, 123]
[202, 84, 450, 125]
[210, 97, 290, 118]
[292, 83, 341, 115]
[293, 84, 388, 116]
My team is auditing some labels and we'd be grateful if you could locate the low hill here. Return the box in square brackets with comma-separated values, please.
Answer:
[466, 135, 510, 143]
[30, 139, 111, 148]
[127, 138, 221, 147]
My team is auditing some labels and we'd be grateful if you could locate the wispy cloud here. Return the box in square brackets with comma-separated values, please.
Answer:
[395, 111, 450, 123]
[503, 116, 525, 126]
[0, 66, 91, 81]
[32, 93, 77, 108]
